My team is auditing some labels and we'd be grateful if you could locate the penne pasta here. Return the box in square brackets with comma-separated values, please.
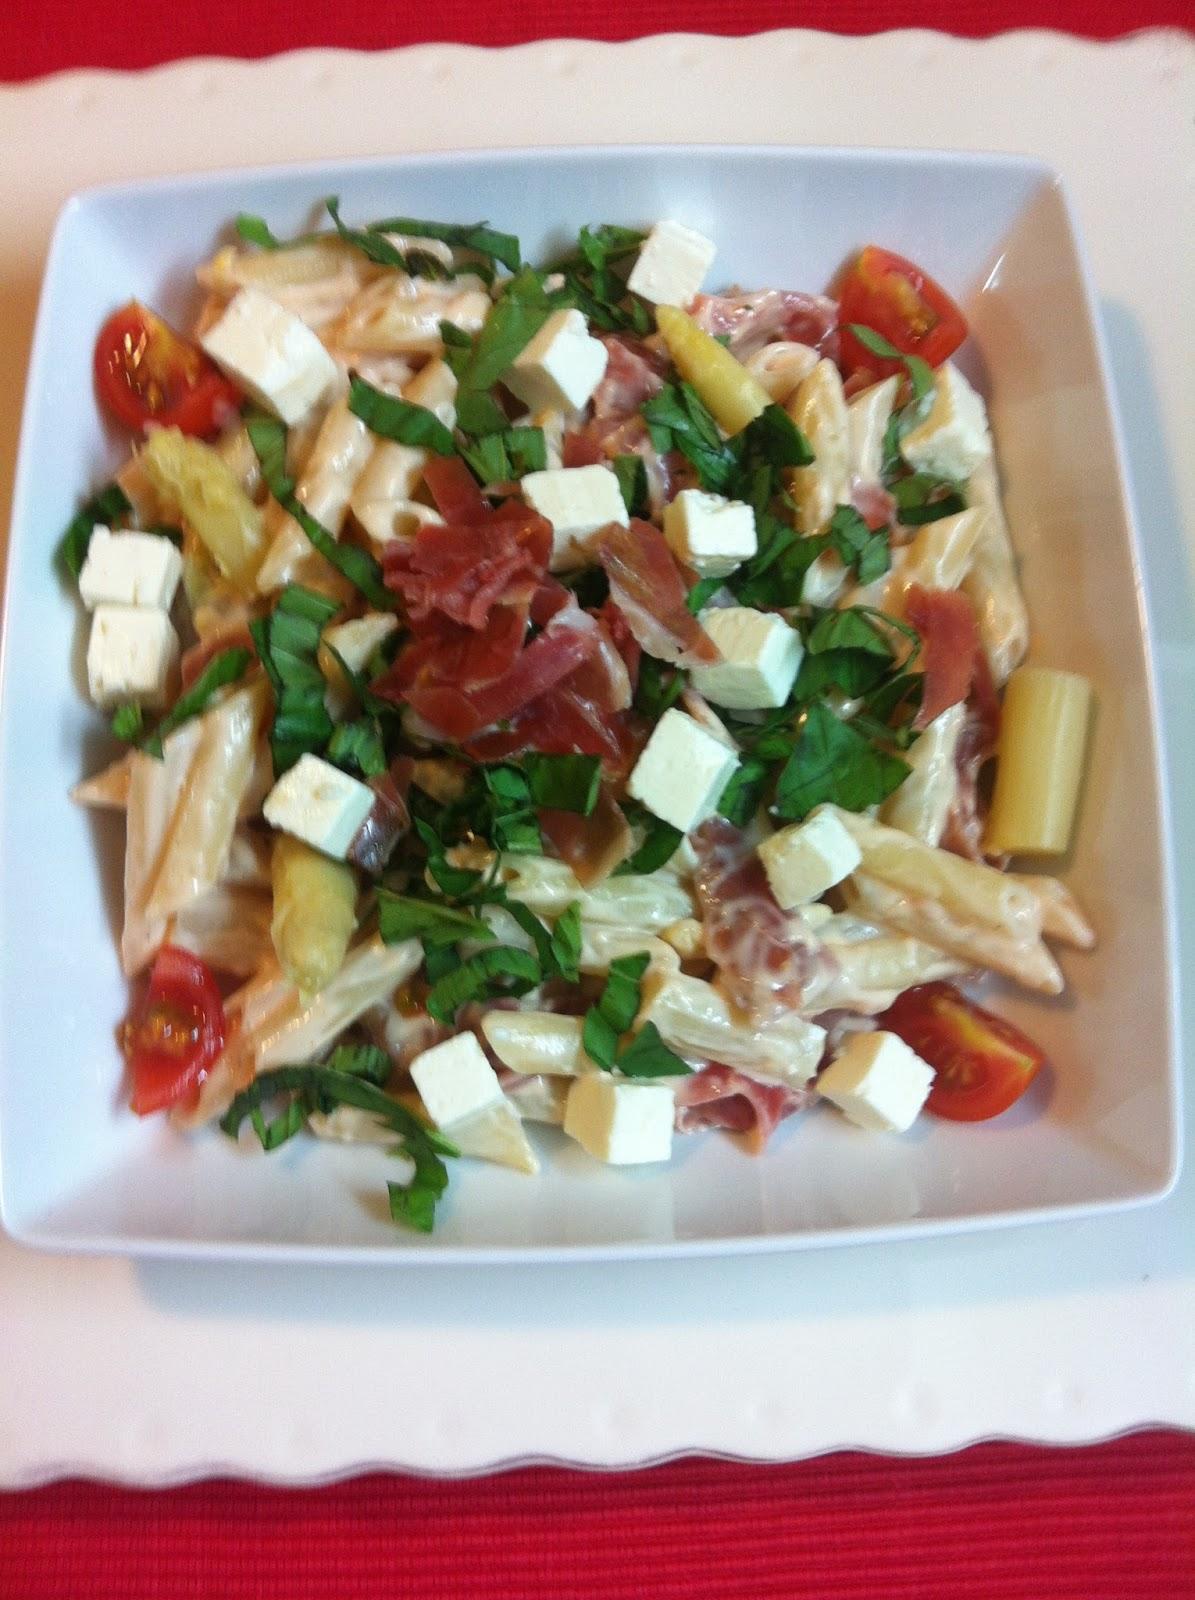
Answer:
[330, 272, 490, 358]
[962, 454, 1030, 685]
[639, 970, 827, 1086]
[170, 885, 275, 979]
[816, 923, 969, 1013]
[496, 853, 696, 930]
[786, 358, 849, 535]
[256, 395, 375, 593]
[480, 1011, 587, 1077]
[1011, 873, 1097, 950]
[879, 702, 965, 847]
[743, 339, 819, 404]
[847, 374, 900, 485]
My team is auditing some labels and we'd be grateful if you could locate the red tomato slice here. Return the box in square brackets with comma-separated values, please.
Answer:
[94, 302, 241, 437]
[123, 946, 227, 1116]
[837, 247, 968, 380]
[877, 981, 1046, 1122]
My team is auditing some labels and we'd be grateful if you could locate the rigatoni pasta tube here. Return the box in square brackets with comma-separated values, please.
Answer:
[654, 305, 770, 435]
[985, 667, 1092, 856]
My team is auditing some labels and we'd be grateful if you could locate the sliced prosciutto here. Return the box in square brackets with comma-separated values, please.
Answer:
[691, 816, 832, 1022]
[674, 1063, 811, 1151]
[689, 290, 839, 360]
[539, 784, 634, 887]
[849, 475, 897, 533]
[382, 502, 551, 630]
[942, 645, 1003, 862]
[466, 679, 641, 772]
[598, 519, 719, 668]
[591, 334, 668, 418]
[904, 584, 981, 729]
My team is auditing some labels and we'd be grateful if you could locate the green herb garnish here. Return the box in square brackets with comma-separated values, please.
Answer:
[525, 753, 601, 815]
[348, 376, 456, 455]
[426, 945, 542, 1024]
[249, 585, 339, 775]
[582, 952, 689, 1077]
[774, 700, 910, 819]
[144, 646, 252, 758]
[57, 483, 132, 580]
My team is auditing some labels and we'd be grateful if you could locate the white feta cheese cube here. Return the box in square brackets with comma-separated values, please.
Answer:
[86, 605, 179, 710]
[626, 220, 716, 308]
[409, 1032, 502, 1127]
[627, 707, 740, 834]
[521, 464, 628, 571]
[78, 526, 183, 612]
[899, 363, 992, 483]
[689, 606, 804, 710]
[262, 752, 375, 860]
[409, 1033, 539, 1174]
[816, 1030, 935, 1133]
[757, 808, 862, 909]
[663, 489, 757, 579]
[504, 309, 609, 414]
[200, 286, 339, 426]
[563, 1073, 675, 1165]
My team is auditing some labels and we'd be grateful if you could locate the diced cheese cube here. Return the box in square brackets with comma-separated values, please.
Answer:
[689, 606, 804, 710]
[663, 489, 757, 578]
[816, 1030, 934, 1133]
[404, 357, 458, 427]
[504, 1074, 569, 1126]
[504, 309, 609, 414]
[409, 1033, 539, 1174]
[757, 809, 862, 909]
[563, 1073, 675, 1165]
[86, 605, 178, 710]
[78, 526, 183, 612]
[521, 464, 628, 571]
[899, 363, 992, 483]
[200, 286, 339, 426]
[626, 220, 716, 308]
[409, 1032, 503, 1127]
[262, 752, 375, 860]
[627, 707, 739, 834]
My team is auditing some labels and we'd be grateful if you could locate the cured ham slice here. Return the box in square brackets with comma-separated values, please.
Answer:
[598, 520, 719, 667]
[382, 504, 551, 630]
[539, 784, 634, 886]
[674, 1063, 811, 1150]
[904, 584, 981, 729]
[691, 816, 829, 1022]
[689, 290, 839, 360]
[591, 334, 667, 418]
[942, 646, 1003, 862]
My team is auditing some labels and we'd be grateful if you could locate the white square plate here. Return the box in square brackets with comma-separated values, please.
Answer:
[0, 143, 1180, 1263]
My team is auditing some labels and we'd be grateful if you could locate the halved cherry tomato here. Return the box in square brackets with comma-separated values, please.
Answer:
[837, 247, 968, 380]
[123, 946, 226, 1116]
[877, 981, 1046, 1122]
[94, 302, 241, 438]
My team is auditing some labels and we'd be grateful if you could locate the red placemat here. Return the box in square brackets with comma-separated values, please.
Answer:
[2, 9, 1192, 1599]
[2, 1433, 1193, 1599]
[0, 0, 1190, 81]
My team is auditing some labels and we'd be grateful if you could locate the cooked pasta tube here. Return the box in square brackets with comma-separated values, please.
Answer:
[257, 395, 375, 593]
[884, 509, 982, 615]
[404, 357, 458, 427]
[577, 925, 681, 977]
[638, 970, 826, 1086]
[842, 872, 1063, 996]
[496, 852, 695, 929]
[962, 454, 1030, 685]
[879, 702, 965, 847]
[743, 340, 819, 405]
[349, 439, 436, 547]
[822, 804, 1043, 941]
[331, 272, 490, 357]
[654, 305, 770, 435]
[481, 1011, 587, 1076]
[816, 925, 969, 1013]
[1010, 874, 1096, 950]
[847, 374, 900, 485]
[786, 358, 850, 535]
[270, 834, 357, 994]
[170, 886, 275, 979]
[197, 239, 373, 331]
[71, 751, 134, 810]
[985, 667, 1092, 857]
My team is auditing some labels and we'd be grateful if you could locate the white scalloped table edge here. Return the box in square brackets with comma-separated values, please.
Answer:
[0, 29, 1192, 1485]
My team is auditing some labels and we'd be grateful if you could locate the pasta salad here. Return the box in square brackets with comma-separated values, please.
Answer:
[62, 205, 1095, 1231]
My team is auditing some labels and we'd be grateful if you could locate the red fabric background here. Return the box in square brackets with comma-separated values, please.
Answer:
[3, 7, 1193, 1597]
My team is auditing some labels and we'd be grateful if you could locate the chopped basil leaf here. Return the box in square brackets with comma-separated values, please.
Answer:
[450, 266, 552, 435]
[438, 318, 475, 377]
[642, 381, 738, 494]
[893, 472, 967, 524]
[732, 518, 828, 611]
[250, 584, 339, 774]
[863, 669, 924, 729]
[794, 648, 892, 700]
[685, 576, 724, 616]
[591, 952, 650, 1038]
[325, 718, 387, 778]
[716, 752, 773, 825]
[247, 413, 393, 610]
[546, 223, 648, 335]
[615, 805, 683, 875]
[806, 607, 894, 659]
[57, 483, 132, 580]
[737, 403, 814, 471]
[548, 902, 582, 984]
[348, 376, 456, 455]
[235, 212, 284, 249]
[378, 890, 496, 949]
[483, 764, 542, 854]
[324, 1043, 392, 1085]
[634, 657, 687, 721]
[847, 323, 936, 404]
[613, 1021, 690, 1079]
[612, 453, 649, 518]
[143, 645, 252, 758]
[110, 703, 144, 742]
[426, 945, 542, 1024]
[221, 1063, 456, 1233]
[460, 425, 546, 485]
[827, 504, 890, 584]
[525, 753, 600, 815]
[363, 216, 520, 273]
[326, 196, 412, 268]
[774, 700, 910, 819]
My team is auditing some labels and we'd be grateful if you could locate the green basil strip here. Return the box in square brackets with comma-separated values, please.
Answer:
[425, 946, 542, 1024]
[774, 700, 911, 820]
[613, 1021, 690, 1079]
[363, 217, 520, 273]
[378, 890, 496, 948]
[348, 375, 456, 455]
[143, 645, 252, 758]
[57, 483, 132, 580]
[525, 753, 601, 815]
